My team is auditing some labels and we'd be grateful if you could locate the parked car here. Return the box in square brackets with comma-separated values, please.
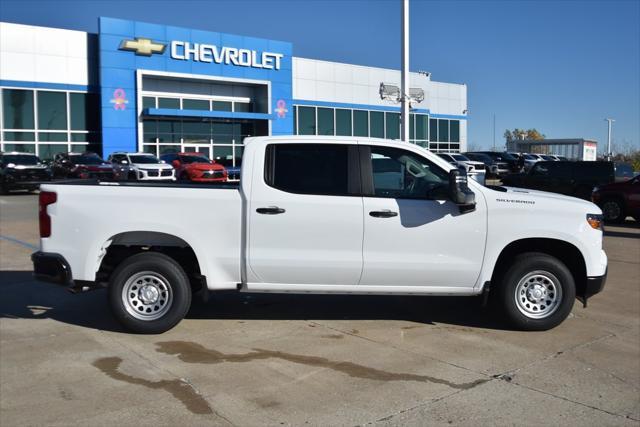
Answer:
[108, 152, 175, 181]
[463, 152, 510, 178]
[159, 152, 227, 182]
[549, 155, 569, 161]
[436, 152, 486, 185]
[0, 152, 51, 194]
[470, 151, 520, 174]
[502, 161, 615, 200]
[51, 152, 116, 180]
[591, 175, 639, 223]
[32, 136, 607, 333]
[521, 153, 542, 171]
[213, 155, 241, 181]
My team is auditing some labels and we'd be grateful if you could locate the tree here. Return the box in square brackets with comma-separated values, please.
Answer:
[504, 128, 545, 141]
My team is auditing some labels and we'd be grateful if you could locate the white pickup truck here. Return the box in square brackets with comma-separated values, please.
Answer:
[32, 136, 607, 333]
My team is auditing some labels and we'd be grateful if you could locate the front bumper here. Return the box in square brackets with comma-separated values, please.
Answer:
[190, 175, 227, 182]
[31, 251, 72, 286]
[585, 268, 607, 300]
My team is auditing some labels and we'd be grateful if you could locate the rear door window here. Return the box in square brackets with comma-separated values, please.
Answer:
[265, 143, 354, 196]
[542, 162, 572, 179]
[574, 162, 613, 181]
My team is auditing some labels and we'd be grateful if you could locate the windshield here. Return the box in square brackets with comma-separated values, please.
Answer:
[485, 152, 515, 161]
[3, 155, 40, 165]
[69, 154, 104, 165]
[498, 152, 516, 160]
[468, 153, 492, 162]
[452, 154, 470, 161]
[129, 155, 160, 164]
[180, 155, 211, 164]
[523, 154, 537, 160]
[540, 155, 554, 161]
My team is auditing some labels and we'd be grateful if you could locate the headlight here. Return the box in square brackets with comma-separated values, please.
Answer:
[586, 213, 604, 231]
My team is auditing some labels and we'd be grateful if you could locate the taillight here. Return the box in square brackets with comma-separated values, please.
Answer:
[39, 191, 57, 238]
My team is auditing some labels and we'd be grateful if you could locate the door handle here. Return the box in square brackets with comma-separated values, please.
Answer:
[256, 206, 286, 215]
[369, 210, 398, 218]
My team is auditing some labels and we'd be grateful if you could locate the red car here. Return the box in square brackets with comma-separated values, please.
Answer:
[160, 152, 227, 182]
[591, 175, 639, 223]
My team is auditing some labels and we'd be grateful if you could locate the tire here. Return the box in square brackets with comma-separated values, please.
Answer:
[127, 171, 137, 181]
[496, 252, 575, 331]
[601, 198, 626, 223]
[108, 252, 192, 334]
[179, 171, 190, 182]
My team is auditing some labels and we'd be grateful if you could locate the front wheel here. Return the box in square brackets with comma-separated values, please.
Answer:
[108, 252, 192, 334]
[601, 199, 625, 223]
[496, 253, 575, 331]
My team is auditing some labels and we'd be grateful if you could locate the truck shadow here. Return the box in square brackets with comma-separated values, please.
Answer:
[0, 270, 511, 333]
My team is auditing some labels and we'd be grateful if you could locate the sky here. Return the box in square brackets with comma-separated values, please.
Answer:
[1, 0, 639, 153]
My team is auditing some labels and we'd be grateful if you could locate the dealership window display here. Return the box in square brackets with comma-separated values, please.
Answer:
[0, 88, 100, 158]
[293, 106, 435, 150]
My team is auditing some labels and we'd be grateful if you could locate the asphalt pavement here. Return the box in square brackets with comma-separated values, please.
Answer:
[1, 193, 638, 426]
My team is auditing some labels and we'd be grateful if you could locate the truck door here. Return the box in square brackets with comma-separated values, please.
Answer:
[247, 143, 364, 286]
[359, 145, 487, 288]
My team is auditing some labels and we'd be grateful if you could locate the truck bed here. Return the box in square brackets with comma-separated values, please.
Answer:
[39, 180, 243, 288]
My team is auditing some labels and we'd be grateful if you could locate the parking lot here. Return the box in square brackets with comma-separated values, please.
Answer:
[1, 193, 639, 426]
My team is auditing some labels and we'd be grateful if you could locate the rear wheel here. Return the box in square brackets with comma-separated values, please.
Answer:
[601, 198, 625, 223]
[109, 252, 191, 334]
[496, 253, 575, 331]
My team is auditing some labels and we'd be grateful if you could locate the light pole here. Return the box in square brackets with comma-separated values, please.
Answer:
[401, 0, 410, 142]
[604, 118, 614, 161]
[492, 114, 496, 151]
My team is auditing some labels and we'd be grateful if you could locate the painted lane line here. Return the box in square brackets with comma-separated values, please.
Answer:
[0, 235, 38, 251]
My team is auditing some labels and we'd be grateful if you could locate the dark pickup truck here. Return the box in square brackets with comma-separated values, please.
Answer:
[502, 161, 615, 200]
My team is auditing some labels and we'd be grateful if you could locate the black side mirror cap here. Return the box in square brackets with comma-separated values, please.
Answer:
[449, 167, 476, 213]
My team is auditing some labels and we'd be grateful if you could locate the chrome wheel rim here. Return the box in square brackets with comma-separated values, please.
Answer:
[122, 271, 173, 321]
[602, 201, 621, 221]
[514, 270, 562, 319]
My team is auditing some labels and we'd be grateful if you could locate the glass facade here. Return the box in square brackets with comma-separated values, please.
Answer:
[1, 88, 100, 159]
[141, 118, 267, 167]
[292, 105, 456, 151]
[142, 95, 256, 113]
[317, 107, 334, 135]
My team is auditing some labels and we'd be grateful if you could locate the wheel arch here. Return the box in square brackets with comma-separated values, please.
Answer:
[491, 238, 587, 299]
[96, 231, 206, 292]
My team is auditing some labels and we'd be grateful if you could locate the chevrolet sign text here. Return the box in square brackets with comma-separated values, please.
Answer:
[171, 41, 283, 70]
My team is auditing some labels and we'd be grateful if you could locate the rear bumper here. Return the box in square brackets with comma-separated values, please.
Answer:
[31, 251, 72, 286]
[585, 268, 607, 299]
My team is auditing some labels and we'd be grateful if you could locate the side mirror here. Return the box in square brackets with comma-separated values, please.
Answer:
[172, 160, 180, 168]
[449, 167, 476, 213]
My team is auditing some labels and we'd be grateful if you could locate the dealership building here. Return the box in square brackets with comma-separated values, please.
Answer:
[0, 18, 468, 165]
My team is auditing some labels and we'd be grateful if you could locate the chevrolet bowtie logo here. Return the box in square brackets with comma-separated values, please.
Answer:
[119, 37, 166, 56]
